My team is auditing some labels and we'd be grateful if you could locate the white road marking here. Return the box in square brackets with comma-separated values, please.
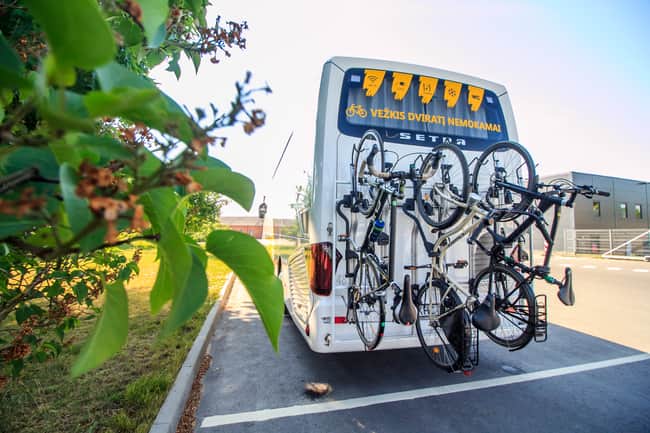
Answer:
[607, 267, 622, 271]
[200, 354, 650, 428]
[559, 263, 572, 266]
[632, 269, 649, 273]
[582, 265, 597, 269]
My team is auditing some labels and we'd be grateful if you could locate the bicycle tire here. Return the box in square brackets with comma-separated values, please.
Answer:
[351, 130, 385, 216]
[416, 144, 470, 229]
[471, 141, 536, 221]
[415, 278, 470, 372]
[352, 255, 385, 350]
[471, 264, 536, 350]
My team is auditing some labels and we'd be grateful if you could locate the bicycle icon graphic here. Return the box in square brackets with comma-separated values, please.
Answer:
[346, 104, 367, 118]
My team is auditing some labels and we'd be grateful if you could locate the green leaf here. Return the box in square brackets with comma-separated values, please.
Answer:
[139, 0, 168, 48]
[11, 359, 24, 377]
[166, 51, 181, 80]
[0, 217, 43, 240]
[145, 48, 167, 69]
[60, 163, 105, 251]
[96, 62, 153, 91]
[206, 230, 283, 351]
[23, 0, 116, 69]
[161, 249, 208, 336]
[44, 54, 76, 87]
[139, 188, 180, 233]
[0, 32, 29, 89]
[52, 133, 133, 168]
[193, 156, 230, 170]
[139, 147, 162, 177]
[71, 281, 128, 377]
[141, 189, 191, 310]
[188, 50, 201, 74]
[39, 90, 95, 132]
[95, 63, 195, 142]
[110, 16, 144, 47]
[60, 163, 93, 236]
[16, 305, 32, 324]
[84, 88, 160, 116]
[150, 255, 173, 314]
[73, 282, 89, 302]
[1, 146, 59, 180]
[191, 167, 255, 211]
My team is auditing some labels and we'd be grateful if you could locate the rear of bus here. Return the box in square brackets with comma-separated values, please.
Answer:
[282, 57, 517, 352]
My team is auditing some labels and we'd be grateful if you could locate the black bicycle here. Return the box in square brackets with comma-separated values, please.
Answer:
[339, 130, 420, 350]
[468, 178, 610, 350]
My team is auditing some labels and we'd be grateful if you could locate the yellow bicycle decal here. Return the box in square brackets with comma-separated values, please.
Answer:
[345, 104, 367, 118]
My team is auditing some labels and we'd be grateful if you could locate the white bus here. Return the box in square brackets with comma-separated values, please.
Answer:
[279, 56, 519, 353]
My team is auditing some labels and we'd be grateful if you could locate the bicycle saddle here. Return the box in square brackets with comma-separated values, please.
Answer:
[398, 275, 417, 325]
[472, 293, 501, 332]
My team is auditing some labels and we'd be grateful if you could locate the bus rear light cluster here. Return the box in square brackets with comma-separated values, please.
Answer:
[307, 242, 337, 296]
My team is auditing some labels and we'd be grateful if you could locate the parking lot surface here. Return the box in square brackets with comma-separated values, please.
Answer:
[196, 256, 650, 433]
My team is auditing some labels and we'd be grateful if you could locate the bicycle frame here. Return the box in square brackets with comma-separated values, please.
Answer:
[403, 185, 488, 320]
[476, 180, 566, 272]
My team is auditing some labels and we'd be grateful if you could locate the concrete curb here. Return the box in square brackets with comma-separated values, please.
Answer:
[149, 272, 237, 433]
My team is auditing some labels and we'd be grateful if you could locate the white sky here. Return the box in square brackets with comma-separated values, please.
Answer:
[151, 0, 650, 218]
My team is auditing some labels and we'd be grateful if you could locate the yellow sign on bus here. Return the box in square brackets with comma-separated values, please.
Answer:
[360, 69, 488, 113]
[363, 69, 385, 97]
[391, 72, 413, 101]
[418, 76, 438, 104]
[444, 80, 462, 108]
[467, 85, 485, 112]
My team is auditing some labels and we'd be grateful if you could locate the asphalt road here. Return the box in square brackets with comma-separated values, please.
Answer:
[195, 255, 650, 433]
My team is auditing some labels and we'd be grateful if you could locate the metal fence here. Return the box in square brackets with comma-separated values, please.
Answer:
[563, 229, 650, 259]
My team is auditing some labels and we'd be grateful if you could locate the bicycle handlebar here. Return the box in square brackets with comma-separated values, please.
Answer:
[498, 180, 611, 208]
[366, 144, 391, 180]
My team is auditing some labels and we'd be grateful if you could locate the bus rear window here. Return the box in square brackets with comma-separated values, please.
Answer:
[338, 68, 508, 151]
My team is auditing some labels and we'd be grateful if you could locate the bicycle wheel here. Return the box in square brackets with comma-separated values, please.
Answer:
[415, 278, 470, 372]
[351, 255, 385, 350]
[351, 130, 385, 216]
[416, 144, 469, 229]
[471, 264, 536, 350]
[471, 141, 536, 221]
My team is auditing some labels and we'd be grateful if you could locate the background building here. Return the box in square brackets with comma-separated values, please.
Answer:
[534, 172, 649, 255]
[220, 216, 296, 239]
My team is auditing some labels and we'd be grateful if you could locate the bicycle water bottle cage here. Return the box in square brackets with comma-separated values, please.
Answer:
[504, 189, 513, 205]
[376, 232, 390, 246]
[403, 198, 416, 211]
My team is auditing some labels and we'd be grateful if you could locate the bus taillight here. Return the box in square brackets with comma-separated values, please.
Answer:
[308, 242, 334, 296]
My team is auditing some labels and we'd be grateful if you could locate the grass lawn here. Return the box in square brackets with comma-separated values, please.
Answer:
[0, 247, 230, 433]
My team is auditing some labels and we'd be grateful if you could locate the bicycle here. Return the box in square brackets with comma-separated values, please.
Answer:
[362, 138, 492, 372]
[466, 176, 610, 350]
[408, 141, 541, 360]
[339, 130, 419, 350]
